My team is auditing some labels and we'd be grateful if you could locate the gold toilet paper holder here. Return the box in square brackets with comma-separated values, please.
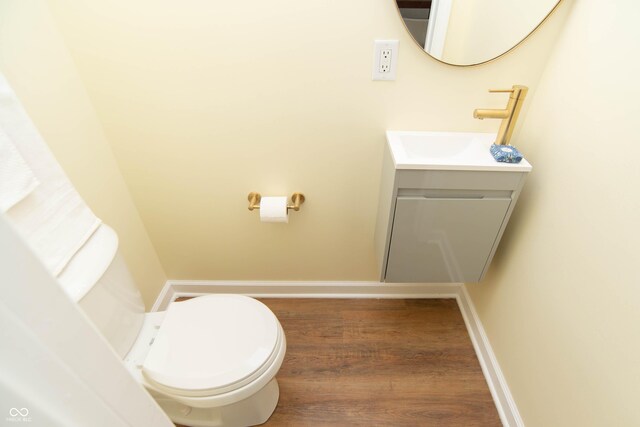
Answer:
[248, 192, 305, 212]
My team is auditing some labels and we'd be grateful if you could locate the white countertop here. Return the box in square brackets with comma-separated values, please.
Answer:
[387, 131, 532, 172]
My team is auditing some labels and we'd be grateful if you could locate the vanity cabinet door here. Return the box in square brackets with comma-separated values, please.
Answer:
[385, 196, 511, 283]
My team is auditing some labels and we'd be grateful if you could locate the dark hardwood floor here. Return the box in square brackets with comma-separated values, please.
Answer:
[177, 298, 501, 426]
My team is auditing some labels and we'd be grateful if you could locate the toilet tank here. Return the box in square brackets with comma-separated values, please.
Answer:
[58, 224, 145, 358]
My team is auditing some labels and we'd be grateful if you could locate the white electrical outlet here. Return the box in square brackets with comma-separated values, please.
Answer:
[380, 49, 392, 73]
[373, 40, 398, 81]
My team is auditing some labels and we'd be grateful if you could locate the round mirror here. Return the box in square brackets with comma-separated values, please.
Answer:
[395, 0, 561, 66]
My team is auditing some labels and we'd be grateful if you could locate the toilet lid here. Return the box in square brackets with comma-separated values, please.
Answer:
[142, 295, 279, 395]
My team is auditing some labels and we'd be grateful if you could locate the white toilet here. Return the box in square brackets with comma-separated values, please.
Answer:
[58, 224, 286, 427]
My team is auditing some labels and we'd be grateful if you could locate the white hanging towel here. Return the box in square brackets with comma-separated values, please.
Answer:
[0, 74, 101, 276]
[0, 128, 39, 212]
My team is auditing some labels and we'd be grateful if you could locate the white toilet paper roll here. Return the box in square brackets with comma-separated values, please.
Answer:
[260, 196, 288, 223]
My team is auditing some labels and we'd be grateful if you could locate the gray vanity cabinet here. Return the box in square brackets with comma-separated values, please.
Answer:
[375, 148, 528, 283]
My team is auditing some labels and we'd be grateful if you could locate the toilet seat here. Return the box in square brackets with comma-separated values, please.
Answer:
[142, 295, 281, 398]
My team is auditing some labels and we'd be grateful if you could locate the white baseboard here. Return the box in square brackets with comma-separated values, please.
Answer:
[457, 285, 524, 427]
[151, 280, 523, 427]
[150, 280, 462, 312]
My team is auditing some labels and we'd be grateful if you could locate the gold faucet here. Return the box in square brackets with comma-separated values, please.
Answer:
[474, 85, 529, 146]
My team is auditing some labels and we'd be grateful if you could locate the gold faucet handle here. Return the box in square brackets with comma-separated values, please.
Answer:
[489, 86, 529, 100]
[489, 85, 529, 94]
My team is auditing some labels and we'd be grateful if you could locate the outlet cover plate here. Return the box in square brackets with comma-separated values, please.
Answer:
[373, 40, 399, 81]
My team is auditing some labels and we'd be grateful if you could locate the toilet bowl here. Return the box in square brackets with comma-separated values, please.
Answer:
[59, 224, 286, 426]
[126, 295, 286, 427]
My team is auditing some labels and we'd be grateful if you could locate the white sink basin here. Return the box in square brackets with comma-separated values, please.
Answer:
[387, 131, 532, 172]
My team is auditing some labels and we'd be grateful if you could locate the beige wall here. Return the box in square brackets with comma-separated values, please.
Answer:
[467, 0, 640, 425]
[0, 0, 167, 308]
[44, 0, 570, 282]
